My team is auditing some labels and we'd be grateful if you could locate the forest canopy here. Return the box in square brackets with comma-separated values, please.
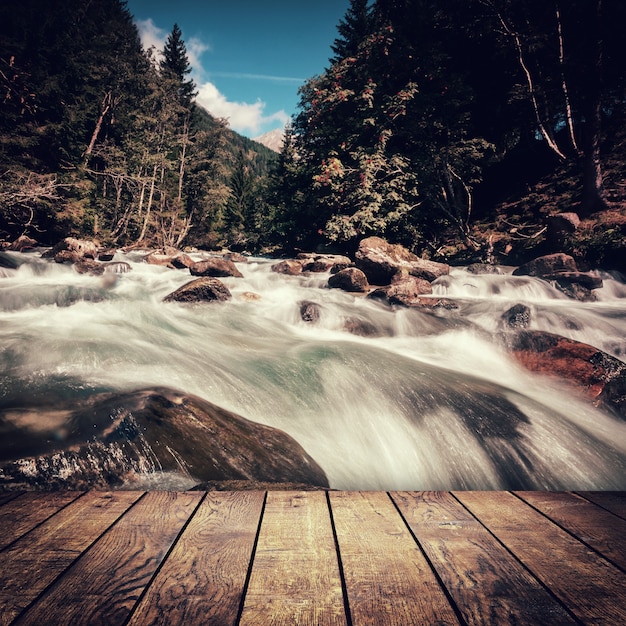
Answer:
[1, 0, 625, 264]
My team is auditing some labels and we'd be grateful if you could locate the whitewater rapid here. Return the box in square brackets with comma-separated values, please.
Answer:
[1, 249, 625, 490]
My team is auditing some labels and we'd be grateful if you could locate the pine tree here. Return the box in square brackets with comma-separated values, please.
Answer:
[330, 0, 372, 63]
[160, 23, 196, 108]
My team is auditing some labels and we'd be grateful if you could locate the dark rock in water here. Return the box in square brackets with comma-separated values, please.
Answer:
[164, 277, 232, 303]
[74, 259, 105, 275]
[343, 317, 383, 337]
[467, 263, 502, 275]
[190, 258, 243, 278]
[513, 252, 578, 277]
[0, 387, 329, 490]
[271, 259, 303, 275]
[355, 236, 449, 285]
[503, 330, 626, 419]
[513, 253, 602, 301]
[502, 303, 531, 329]
[171, 253, 195, 269]
[224, 252, 248, 263]
[299, 300, 321, 323]
[328, 267, 369, 293]
[98, 249, 116, 262]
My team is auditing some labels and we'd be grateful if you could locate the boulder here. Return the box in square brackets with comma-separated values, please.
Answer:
[74, 259, 105, 275]
[0, 387, 329, 489]
[502, 303, 531, 329]
[8, 235, 38, 252]
[299, 254, 352, 273]
[513, 253, 602, 300]
[271, 260, 303, 275]
[190, 258, 243, 278]
[171, 253, 196, 269]
[327, 267, 369, 292]
[368, 274, 432, 306]
[98, 249, 116, 262]
[355, 236, 449, 284]
[513, 253, 578, 277]
[504, 330, 626, 419]
[225, 252, 248, 263]
[163, 277, 232, 303]
[49, 237, 99, 264]
[145, 252, 175, 267]
[299, 300, 321, 323]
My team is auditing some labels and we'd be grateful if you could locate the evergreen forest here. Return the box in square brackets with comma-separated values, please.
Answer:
[1, 0, 625, 269]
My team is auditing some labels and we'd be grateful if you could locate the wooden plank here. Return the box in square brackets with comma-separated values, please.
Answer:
[0, 491, 82, 550]
[517, 491, 626, 571]
[576, 491, 626, 520]
[0, 491, 22, 507]
[239, 491, 347, 626]
[14, 491, 202, 626]
[127, 491, 264, 626]
[0, 491, 141, 626]
[455, 491, 626, 625]
[391, 491, 577, 625]
[330, 491, 460, 625]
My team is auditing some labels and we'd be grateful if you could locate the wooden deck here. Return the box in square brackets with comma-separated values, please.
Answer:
[0, 490, 624, 625]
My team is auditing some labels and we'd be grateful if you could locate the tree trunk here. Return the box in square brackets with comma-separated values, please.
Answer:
[580, 0, 607, 216]
[83, 92, 112, 166]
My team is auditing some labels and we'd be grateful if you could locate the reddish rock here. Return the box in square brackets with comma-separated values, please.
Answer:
[8, 235, 38, 252]
[190, 258, 243, 278]
[327, 267, 369, 292]
[164, 277, 232, 303]
[505, 330, 626, 418]
[368, 274, 432, 306]
[171, 253, 196, 269]
[271, 260, 304, 275]
[299, 300, 321, 323]
[49, 237, 99, 264]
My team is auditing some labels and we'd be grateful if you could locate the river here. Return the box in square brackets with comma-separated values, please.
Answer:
[1, 249, 625, 490]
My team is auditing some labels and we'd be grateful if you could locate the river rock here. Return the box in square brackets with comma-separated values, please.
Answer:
[48, 237, 99, 264]
[271, 259, 303, 275]
[299, 300, 321, 323]
[0, 387, 329, 489]
[327, 267, 369, 292]
[513, 253, 602, 300]
[504, 330, 626, 418]
[502, 303, 531, 329]
[171, 252, 195, 269]
[98, 249, 116, 262]
[368, 274, 432, 306]
[513, 252, 578, 277]
[8, 235, 38, 252]
[298, 253, 352, 273]
[74, 259, 105, 275]
[164, 277, 232, 303]
[225, 252, 248, 263]
[190, 258, 243, 278]
[355, 236, 449, 284]
[467, 263, 502, 275]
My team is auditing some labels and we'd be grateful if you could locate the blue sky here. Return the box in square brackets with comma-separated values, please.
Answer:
[125, 0, 350, 138]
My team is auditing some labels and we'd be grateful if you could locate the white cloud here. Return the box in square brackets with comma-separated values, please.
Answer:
[196, 82, 289, 136]
[136, 18, 166, 60]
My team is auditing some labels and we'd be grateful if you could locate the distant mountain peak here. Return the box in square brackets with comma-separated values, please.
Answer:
[253, 128, 285, 152]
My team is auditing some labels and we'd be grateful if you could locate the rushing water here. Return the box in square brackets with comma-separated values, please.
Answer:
[1, 249, 625, 490]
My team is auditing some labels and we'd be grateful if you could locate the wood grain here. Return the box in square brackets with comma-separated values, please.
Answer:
[239, 490, 347, 626]
[330, 491, 459, 625]
[0, 490, 82, 550]
[391, 491, 577, 625]
[517, 491, 626, 571]
[576, 491, 626, 520]
[128, 491, 264, 626]
[0, 491, 140, 626]
[454, 490, 626, 625]
[14, 491, 201, 626]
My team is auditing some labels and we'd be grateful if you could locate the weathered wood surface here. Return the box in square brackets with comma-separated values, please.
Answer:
[0, 491, 623, 625]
